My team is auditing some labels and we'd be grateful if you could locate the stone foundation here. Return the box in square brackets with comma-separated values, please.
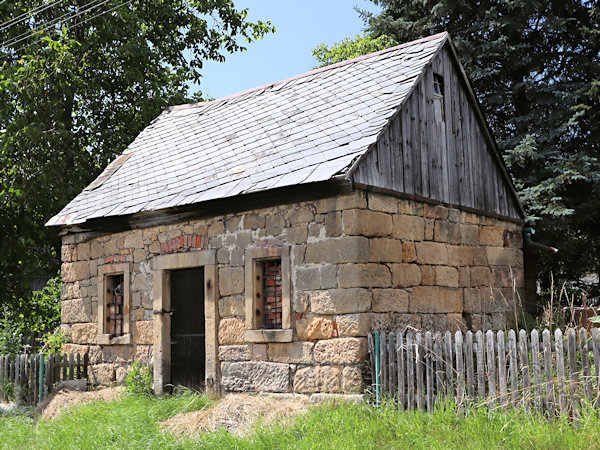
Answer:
[60, 189, 524, 393]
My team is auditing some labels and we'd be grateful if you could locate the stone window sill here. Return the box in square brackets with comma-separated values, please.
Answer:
[97, 333, 132, 345]
[244, 329, 293, 343]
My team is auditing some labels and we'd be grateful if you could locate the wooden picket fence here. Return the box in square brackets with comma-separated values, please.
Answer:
[368, 327, 600, 417]
[0, 353, 88, 405]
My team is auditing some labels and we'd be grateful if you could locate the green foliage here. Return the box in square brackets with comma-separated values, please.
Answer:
[124, 361, 154, 396]
[0, 310, 23, 355]
[312, 34, 397, 67]
[0, 376, 16, 403]
[0, 276, 62, 353]
[0, 391, 211, 446]
[41, 328, 71, 355]
[22, 276, 62, 337]
[316, 1, 600, 290]
[0, 1, 274, 314]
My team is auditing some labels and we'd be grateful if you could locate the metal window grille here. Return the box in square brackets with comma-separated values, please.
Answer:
[262, 259, 282, 329]
[106, 274, 124, 337]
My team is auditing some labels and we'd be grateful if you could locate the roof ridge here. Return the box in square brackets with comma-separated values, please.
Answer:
[166, 32, 449, 114]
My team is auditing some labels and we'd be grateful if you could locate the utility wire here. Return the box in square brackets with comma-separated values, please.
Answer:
[0, 0, 66, 32]
[0, 0, 109, 49]
[0, 0, 106, 48]
[1, 0, 133, 59]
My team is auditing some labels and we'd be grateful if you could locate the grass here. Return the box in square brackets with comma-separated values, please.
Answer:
[2, 394, 600, 449]
[0, 392, 210, 449]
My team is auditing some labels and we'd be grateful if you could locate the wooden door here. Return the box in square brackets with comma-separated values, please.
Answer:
[170, 268, 205, 390]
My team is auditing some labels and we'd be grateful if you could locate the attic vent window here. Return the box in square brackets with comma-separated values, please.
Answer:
[433, 73, 445, 123]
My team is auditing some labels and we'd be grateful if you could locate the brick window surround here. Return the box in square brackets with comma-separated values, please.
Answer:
[244, 246, 292, 343]
[97, 262, 132, 345]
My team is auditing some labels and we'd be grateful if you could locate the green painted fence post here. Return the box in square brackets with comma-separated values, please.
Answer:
[38, 353, 45, 405]
[375, 331, 381, 406]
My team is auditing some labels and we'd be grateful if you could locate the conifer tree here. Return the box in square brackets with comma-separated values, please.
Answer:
[316, 1, 600, 290]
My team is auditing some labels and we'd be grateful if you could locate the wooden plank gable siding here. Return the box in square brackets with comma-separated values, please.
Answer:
[352, 45, 522, 220]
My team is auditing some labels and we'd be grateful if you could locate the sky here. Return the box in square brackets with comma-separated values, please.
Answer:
[193, 1, 382, 100]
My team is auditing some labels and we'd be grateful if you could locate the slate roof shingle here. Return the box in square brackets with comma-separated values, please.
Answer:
[47, 33, 448, 227]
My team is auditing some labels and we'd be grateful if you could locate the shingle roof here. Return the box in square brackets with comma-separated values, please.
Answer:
[47, 33, 448, 227]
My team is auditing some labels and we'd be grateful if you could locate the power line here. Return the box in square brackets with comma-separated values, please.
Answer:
[1, 0, 134, 59]
[0, 0, 106, 48]
[0, 0, 66, 32]
[0, 0, 109, 49]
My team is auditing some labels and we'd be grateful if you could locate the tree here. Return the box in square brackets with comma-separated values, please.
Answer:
[312, 34, 397, 67]
[0, 1, 273, 314]
[315, 1, 600, 293]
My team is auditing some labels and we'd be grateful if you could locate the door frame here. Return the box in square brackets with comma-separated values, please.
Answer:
[152, 250, 218, 395]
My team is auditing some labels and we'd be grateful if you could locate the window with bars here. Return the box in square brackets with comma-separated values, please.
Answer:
[97, 262, 131, 345]
[261, 259, 282, 329]
[244, 246, 292, 342]
[106, 274, 125, 337]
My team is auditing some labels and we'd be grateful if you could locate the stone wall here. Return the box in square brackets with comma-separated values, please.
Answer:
[59, 189, 523, 392]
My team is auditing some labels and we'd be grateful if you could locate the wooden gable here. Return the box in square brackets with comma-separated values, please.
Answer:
[350, 42, 524, 220]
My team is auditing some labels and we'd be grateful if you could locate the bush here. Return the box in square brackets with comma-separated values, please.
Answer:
[0, 375, 15, 402]
[19, 275, 62, 337]
[41, 328, 71, 355]
[0, 276, 63, 354]
[124, 361, 154, 396]
[0, 309, 24, 355]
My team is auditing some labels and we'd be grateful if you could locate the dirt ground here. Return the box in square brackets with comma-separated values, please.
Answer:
[162, 393, 310, 437]
[36, 386, 124, 421]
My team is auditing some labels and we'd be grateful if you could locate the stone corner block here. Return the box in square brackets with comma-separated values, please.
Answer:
[244, 329, 293, 343]
[305, 236, 369, 264]
[372, 289, 409, 313]
[409, 286, 463, 314]
[293, 365, 341, 393]
[218, 318, 245, 345]
[71, 323, 97, 344]
[310, 289, 372, 315]
[221, 361, 290, 392]
[218, 267, 244, 296]
[133, 320, 153, 345]
[218, 344, 252, 361]
[268, 341, 314, 364]
[296, 317, 334, 340]
[342, 209, 392, 237]
[314, 337, 367, 365]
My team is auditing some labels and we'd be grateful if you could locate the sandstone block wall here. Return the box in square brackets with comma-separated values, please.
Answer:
[59, 189, 523, 391]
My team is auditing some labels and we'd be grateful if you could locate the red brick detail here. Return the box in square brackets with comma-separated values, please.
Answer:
[160, 234, 209, 254]
[104, 255, 126, 264]
[262, 259, 282, 329]
[255, 239, 285, 248]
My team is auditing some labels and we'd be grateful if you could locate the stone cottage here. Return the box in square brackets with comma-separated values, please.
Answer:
[47, 33, 526, 395]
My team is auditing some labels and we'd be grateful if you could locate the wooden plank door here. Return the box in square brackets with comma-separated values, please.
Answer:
[170, 268, 205, 390]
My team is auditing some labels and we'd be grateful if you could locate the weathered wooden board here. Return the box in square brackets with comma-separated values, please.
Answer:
[368, 327, 600, 417]
[352, 45, 522, 220]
